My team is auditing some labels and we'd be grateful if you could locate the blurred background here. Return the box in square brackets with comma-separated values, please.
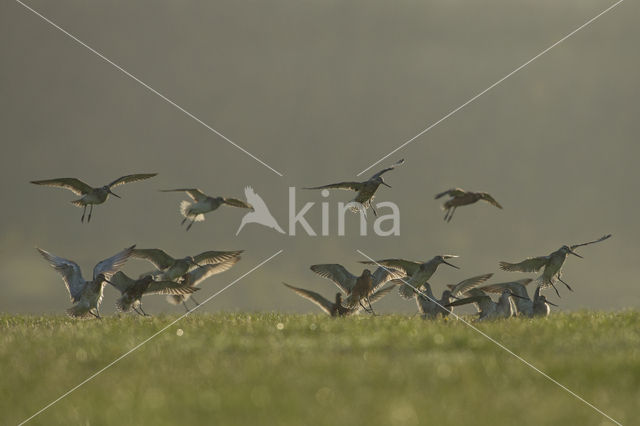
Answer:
[1, 0, 637, 315]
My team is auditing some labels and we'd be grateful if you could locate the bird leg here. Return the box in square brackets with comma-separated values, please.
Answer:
[549, 281, 561, 298]
[181, 216, 188, 226]
[557, 277, 573, 292]
[186, 218, 195, 231]
[133, 306, 145, 317]
[87, 204, 94, 222]
[446, 207, 457, 223]
[443, 208, 450, 222]
[81, 205, 87, 223]
[139, 305, 151, 317]
[370, 204, 378, 217]
[190, 296, 201, 306]
[366, 297, 377, 316]
[183, 302, 190, 313]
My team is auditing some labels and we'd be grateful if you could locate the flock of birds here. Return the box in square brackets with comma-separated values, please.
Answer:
[31, 160, 611, 320]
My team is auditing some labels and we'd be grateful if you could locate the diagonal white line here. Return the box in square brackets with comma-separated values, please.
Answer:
[356, 249, 622, 426]
[18, 249, 284, 426]
[356, 0, 625, 176]
[15, 0, 284, 177]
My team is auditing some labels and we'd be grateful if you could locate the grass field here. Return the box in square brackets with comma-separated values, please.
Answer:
[1, 311, 638, 426]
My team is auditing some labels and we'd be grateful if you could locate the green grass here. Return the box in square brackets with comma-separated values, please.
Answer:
[1, 312, 638, 426]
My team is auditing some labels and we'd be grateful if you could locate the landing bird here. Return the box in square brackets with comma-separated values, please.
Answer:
[499, 234, 611, 296]
[160, 188, 253, 231]
[434, 188, 502, 222]
[360, 255, 460, 300]
[446, 289, 518, 321]
[37, 245, 135, 318]
[283, 282, 394, 317]
[166, 257, 242, 310]
[414, 273, 493, 319]
[31, 174, 157, 222]
[236, 186, 285, 235]
[304, 158, 404, 216]
[130, 248, 243, 281]
[105, 272, 199, 316]
[472, 279, 558, 317]
[309, 264, 404, 314]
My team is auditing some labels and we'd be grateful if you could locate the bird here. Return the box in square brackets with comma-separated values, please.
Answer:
[434, 188, 502, 222]
[283, 282, 395, 317]
[309, 264, 404, 314]
[499, 234, 611, 297]
[30, 174, 157, 222]
[105, 272, 200, 316]
[359, 255, 460, 300]
[304, 158, 404, 216]
[160, 188, 253, 231]
[414, 273, 493, 319]
[165, 257, 242, 310]
[37, 245, 135, 318]
[445, 288, 518, 321]
[236, 186, 285, 235]
[471, 279, 559, 317]
[130, 248, 243, 281]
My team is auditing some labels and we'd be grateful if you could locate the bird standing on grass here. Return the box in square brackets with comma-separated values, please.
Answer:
[414, 273, 493, 319]
[472, 279, 559, 317]
[446, 288, 520, 321]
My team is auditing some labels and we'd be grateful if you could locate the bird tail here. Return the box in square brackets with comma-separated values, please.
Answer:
[398, 283, 416, 300]
[166, 294, 186, 305]
[70, 199, 85, 207]
[180, 201, 204, 222]
[66, 305, 93, 319]
[115, 297, 132, 313]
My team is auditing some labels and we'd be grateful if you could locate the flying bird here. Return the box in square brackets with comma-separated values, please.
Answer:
[130, 248, 243, 281]
[304, 158, 404, 216]
[30, 173, 157, 222]
[414, 273, 493, 319]
[236, 186, 285, 235]
[499, 234, 611, 296]
[105, 272, 199, 316]
[37, 245, 135, 318]
[360, 255, 460, 300]
[434, 188, 502, 222]
[160, 188, 253, 231]
[477, 280, 556, 317]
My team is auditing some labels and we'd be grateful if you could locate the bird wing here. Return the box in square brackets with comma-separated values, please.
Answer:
[434, 188, 465, 199]
[146, 280, 201, 295]
[446, 295, 488, 308]
[449, 273, 494, 297]
[304, 181, 364, 192]
[106, 271, 136, 293]
[131, 249, 175, 270]
[369, 158, 405, 180]
[480, 193, 503, 208]
[477, 281, 531, 299]
[193, 250, 243, 266]
[186, 258, 242, 287]
[160, 188, 208, 202]
[222, 197, 253, 209]
[499, 256, 549, 273]
[107, 173, 157, 188]
[283, 282, 333, 315]
[30, 178, 93, 195]
[37, 248, 85, 302]
[359, 259, 422, 276]
[93, 245, 135, 280]
[570, 234, 612, 250]
[371, 267, 407, 292]
[309, 264, 358, 293]
[367, 284, 395, 304]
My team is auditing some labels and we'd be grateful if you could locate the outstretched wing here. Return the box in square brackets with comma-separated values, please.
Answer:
[434, 188, 465, 199]
[37, 248, 85, 302]
[449, 273, 494, 297]
[283, 283, 334, 315]
[310, 264, 358, 293]
[446, 295, 488, 308]
[131, 249, 175, 270]
[367, 284, 395, 304]
[106, 271, 136, 293]
[304, 181, 364, 192]
[193, 250, 243, 266]
[480, 193, 503, 209]
[570, 234, 612, 250]
[146, 280, 200, 295]
[359, 259, 422, 276]
[222, 197, 253, 209]
[499, 256, 549, 273]
[477, 279, 533, 299]
[371, 267, 406, 292]
[108, 173, 157, 188]
[93, 245, 135, 280]
[369, 158, 405, 180]
[30, 178, 93, 195]
[160, 188, 208, 202]
[185, 257, 242, 287]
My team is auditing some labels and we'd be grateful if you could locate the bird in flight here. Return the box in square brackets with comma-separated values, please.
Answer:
[434, 188, 502, 222]
[31, 173, 157, 222]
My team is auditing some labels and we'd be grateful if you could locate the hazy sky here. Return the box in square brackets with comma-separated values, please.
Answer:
[1, 0, 638, 315]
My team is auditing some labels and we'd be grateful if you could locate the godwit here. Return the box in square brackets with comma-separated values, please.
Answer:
[445, 288, 518, 321]
[160, 188, 253, 231]
[31, 174, 157, 222]
[165, 257, 242, 310]
[309, 264, 404, 314]
[360, 255, 459, 299]
[434, 188, 502, 222]
[105, 272, 199, 316]
[130, 248, 243, 281]
[37, 245, 135, 318]
[304, 159, 404, 216]
[499, 234, 611, 296]
[414, 273, 493, 319]
[532, 286, 558, 317]
[471, 279, 557, 317]
[283, 282, 395, 316]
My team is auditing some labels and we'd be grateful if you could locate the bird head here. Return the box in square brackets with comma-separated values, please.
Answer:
[433, 255, 459, 269]
[560, 245, 583, 258]
[376, 176, 391, 188]
[141, 275, 155, 284]
[185, 256, 204, 268]
[103, 185, 121, 198]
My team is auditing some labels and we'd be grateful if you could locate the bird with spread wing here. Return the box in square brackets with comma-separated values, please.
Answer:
[434, 188, 502, 222]
[130, 248, 243, 281]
